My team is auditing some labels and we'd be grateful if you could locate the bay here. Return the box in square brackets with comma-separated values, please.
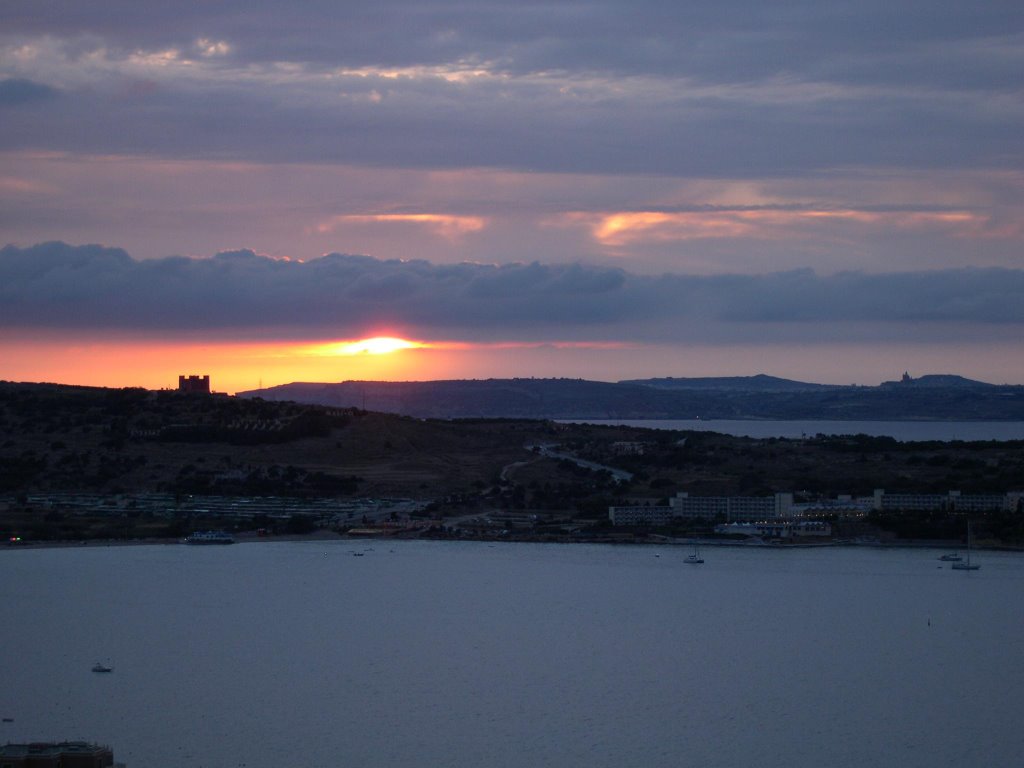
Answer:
[563, 418, 1024, 441]
[3, 541, 1024, 768]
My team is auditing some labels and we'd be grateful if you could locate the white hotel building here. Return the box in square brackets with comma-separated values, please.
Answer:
[872, 489, 1023, 513]
[609, 492, 793, 526]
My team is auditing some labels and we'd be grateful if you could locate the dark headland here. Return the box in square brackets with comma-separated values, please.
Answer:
[238, 372, 1024, 420]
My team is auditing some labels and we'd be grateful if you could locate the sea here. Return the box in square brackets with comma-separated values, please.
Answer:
[562, 419, 1024, 442]
[3, 540, 1024, 768]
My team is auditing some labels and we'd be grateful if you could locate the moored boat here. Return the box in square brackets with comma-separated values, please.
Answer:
[950, 522, 980, 571]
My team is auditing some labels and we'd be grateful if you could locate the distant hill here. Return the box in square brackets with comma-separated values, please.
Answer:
[0, 380, 569, 499]
[621, 374, 833, 392]
[880, 374, 994, 389]
[239, 375, 1024, 421]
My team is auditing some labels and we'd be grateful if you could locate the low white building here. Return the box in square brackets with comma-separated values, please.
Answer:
[714, 520, 831, 538]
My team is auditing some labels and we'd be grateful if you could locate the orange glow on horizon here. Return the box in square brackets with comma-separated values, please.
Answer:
[3, 333, 1024, 393]
[0, 335, 638, 395]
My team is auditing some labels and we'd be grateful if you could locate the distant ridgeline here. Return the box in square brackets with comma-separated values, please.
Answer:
[239, 374, 1024, 421]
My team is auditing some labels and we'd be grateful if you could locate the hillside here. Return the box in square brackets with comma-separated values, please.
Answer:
[3, 381, 1024, 545]
[0, 381, 549, 499]
[5, 383, 1023, 505]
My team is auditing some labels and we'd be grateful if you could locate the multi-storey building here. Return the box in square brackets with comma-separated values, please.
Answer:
[607, 505, 674, 526]
[873, 489, 1022, 513]
[671, 492, 793, 521]
[609, 492, 794, 526]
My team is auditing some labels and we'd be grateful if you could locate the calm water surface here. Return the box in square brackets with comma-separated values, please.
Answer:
[566, 418, 1024, 441]
[3, 541, 1023, 768]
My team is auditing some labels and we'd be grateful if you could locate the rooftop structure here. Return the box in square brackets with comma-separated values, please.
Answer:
[177, 374, 210, 394]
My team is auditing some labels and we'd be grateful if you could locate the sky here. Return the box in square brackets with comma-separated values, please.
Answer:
[2, 1, 1023, 393]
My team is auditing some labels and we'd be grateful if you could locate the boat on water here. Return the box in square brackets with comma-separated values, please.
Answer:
[938, 553, 962, 562]
[184, 530, 235, 545]
[951, 558, 979, 571]
[951, 522, 980, 571]
[684, 546, 704, 564]
[91, 663, 113, 673]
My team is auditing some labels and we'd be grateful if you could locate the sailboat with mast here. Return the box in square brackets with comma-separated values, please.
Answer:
[951, 521, 980, 571]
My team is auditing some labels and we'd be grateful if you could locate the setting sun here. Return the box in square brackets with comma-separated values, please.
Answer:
[312, 337, 428, 356]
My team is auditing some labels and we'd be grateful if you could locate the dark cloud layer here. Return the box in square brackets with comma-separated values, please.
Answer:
[1, 1, 1021, 176]
[3, 243, 1022, 344]
[4, 1, 1020, 83]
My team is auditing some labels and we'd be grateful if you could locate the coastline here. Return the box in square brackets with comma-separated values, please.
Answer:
[5, 530, 1020, 553]
[1, 529, 342, 551]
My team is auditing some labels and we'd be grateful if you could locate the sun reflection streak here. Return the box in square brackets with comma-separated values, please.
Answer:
[297, 337, 632, 357]
[303, 337, 429, 356]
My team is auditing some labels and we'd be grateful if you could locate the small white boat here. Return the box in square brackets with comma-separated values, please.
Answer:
[684, 547, 704, 564]
[91, 663, 113, 673]
[951, 560, 979, 571]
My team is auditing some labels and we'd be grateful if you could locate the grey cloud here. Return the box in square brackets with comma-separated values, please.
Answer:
[3, 1, 1019, 84]
[0, 78, 59, 105]
[1, 2, 1021, 177]
[2, 243, 1023, 344]
[0, 62, 1016, 178]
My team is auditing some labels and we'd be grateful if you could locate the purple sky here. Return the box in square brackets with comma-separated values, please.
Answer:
[2, 1, 1023, 387]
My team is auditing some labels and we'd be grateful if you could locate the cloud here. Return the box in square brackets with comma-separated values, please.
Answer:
[2, 1, 1019, 86]
[0, 4, 1020, 177]
[565, 207, 996, 246]
[1, 150, 1020, 275]
[2, 243, 1023, 346]
[0, 77, 59, 105]
[317, 213, 487, 239]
